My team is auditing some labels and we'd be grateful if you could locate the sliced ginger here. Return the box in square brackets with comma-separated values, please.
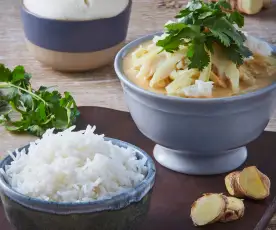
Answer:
[237, 0, 263, 15]
[220, 196, 245, 223]
[211, 0, 272, 15]
[238, 166, 270, 200]
[190, 166, 271, 226]
[225, 166, 271, 200]
[225, 171, 244, 198]
[191, 193, 227, 226]
[191, 194, 245, 226]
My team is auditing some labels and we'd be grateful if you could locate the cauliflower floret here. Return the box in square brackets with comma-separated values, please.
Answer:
[183, 80, 214, 98]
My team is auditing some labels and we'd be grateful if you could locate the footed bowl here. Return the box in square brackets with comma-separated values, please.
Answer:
[114, 33, 276, 175]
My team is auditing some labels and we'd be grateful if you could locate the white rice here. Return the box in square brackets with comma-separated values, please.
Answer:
[1, 125, 147, 203]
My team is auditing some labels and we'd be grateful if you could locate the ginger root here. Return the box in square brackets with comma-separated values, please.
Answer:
[191, 193, 227, 226]
[210, 0, 272, 15]
[225, 166, 271, 200]
[220, 196, 245, 222]
[190, 194, 245, 226]
[225, 171, 244, 198]
[238, 166, 271, 200]
[237, 0, 263, 15]
[191, 166, 271, 226]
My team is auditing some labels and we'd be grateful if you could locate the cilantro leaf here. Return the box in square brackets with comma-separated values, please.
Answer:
[156, 0, 252, 70]
[187, 0, 202, 11]
[157, 24, 202, 53]
[37, 102, 46, 121]
[156, 35, 183, 53]
[205, 36, 215, 54]
[228, 11, 244, 28]
[198, 11, 213, 20]
[216, 0, 232, 10]
[203, 17, 245, 47]
[187, 40, 210, 70]
[165, 22, 187, 32]
[209, 28, 231, 47]
[20, 94, 33, 110]
[0, 64, 12, 82]
[222, 45, 244, 65]
[11, 66, 26, 83]
[0, 64, 80, 137]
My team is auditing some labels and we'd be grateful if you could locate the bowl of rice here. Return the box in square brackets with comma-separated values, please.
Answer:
[0, 125, 156, 230]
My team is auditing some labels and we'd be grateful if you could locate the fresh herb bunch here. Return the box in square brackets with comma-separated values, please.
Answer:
[0, 64, 80, 137]
[156, 0, 252, 70]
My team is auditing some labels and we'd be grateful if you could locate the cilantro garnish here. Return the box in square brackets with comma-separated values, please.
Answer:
[0, 64, 80, 137]
[156, 0, 252, 70]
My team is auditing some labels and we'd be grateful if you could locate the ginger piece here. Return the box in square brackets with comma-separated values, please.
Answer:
[257, 170, 271, 196]
[220, 197, 245, 222]
[210, 0, 263, 15]
[225, 172, 244, 198]
[237, 0, 263, 15]
[238, 166, 270, 200]
[190, 193, 227, 226]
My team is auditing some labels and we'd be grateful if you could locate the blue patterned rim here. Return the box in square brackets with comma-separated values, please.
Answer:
[114, 32, 276, 103]
[0, 137, 156, 215]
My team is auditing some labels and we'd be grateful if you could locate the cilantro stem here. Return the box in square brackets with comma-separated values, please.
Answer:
[9, 101, 26, 114]
[0, 64, 79, 137]
[0, 82, 47, 105]
[41, 115, 55, 125]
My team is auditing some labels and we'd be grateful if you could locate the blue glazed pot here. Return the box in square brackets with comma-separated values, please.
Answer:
[20, 1, 132, 72]
[0, 138, 156, 230]
[114, 32, 276, 175]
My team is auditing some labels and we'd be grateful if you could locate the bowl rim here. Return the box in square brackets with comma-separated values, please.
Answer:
[20, 0, 132, 22]
[0, 137, 156, 214]
[114, 32, 276, 104]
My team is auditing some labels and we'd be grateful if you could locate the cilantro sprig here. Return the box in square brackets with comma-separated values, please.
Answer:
[0, 64, 80, 137]
[156, 0, 252, 70]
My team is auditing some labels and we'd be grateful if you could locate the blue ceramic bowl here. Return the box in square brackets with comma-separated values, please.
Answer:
[114, 32, 276, 175]
[20, 1, 132, 72]
[0, 138, 156, 230]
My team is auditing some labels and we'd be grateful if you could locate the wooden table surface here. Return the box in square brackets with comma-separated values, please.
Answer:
[0, 0, 276, 228]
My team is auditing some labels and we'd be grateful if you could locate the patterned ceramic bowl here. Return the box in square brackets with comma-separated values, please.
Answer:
[0, 138, 156, 230]
[20, 1, 132, 72]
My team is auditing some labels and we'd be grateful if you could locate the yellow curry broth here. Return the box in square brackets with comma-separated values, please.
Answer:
[123, 42, 275, 98]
